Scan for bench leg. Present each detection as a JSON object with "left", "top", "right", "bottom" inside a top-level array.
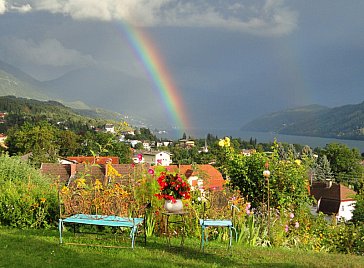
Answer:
[
  {"left": 130, "top": 226, "right": 139, "bottom": 249},
  {"left": 200, "top": 225, "right": 205, "bottom": 251},
  {"left": 229, "top": 227, "right": 232, "bottom": 248},
  {"left": 59, "top": 219, "right": 63, "bottom": 244}
]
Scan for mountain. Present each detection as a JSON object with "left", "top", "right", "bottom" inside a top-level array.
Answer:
[
  {"left": 41, "top": 66, "right": 162, "bottom": 123},
  {"left": 0, "top": 60, "right": 48, "bottom": 100},
  {"left": 241, "top": 102, "right": 364, "bottom": 140},
  {"left": 0, "top": 61, "right": 146, "bottom": 126},
  {"left": 0, "top": 60, "right": 91, "bottom": 109}
]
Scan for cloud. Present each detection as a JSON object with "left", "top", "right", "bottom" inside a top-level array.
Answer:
[
  {"left": 0, "top": 0, "right": 6, "bottom": 14},
  {"left": 3, "top": 0, "right": 297, "bottom": 36},
  {"left": 10, "top": 3, "right": 31, "bottom": 13},
  {"left": 0, "top": 37, "right": 96, "bottom": 67}
]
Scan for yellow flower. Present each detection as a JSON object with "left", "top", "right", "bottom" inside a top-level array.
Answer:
[
  {"left": 94, "top": 179, "right": 103, "bottom": 190},
  {"left": 295, "top": 159, "right": 301, "bottom": 165},
  {"left": 61, "top": 186, "right": 69, "bottom": 194},
  {"left": 40, "top": 197, "right": 46, "bottom": 204},
  {"left": 218, "top": 137, "right": 231, "bottom": 147},
  {"left": 76, "top": 178, "right": 86, "bottom": 188},
  {"left": 224, "top": 137, "right": 230, "bottom": 147},
  {"left": 218, "top": 139, "right": 225, "bottom": 147},
  {"left": 106, "top": 163, "right": 121, "bottom": 177}
]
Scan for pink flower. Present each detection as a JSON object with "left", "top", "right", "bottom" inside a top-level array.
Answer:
[
  {"left": 148, "top": 168, "right": 154, "bottom": 175},
  {"left": 285, "top": 225, "right": 289, "bottom": 233},
  {"left": 289, "top": 212, "right": 294, "bottom": 219},
  {"left": 157, "top": 159, "right": 162, "bottom": 165},
  {"left": 137, "top": 154, "right": 143, "bottom": 161},
  {"left": 295, "top": 221, "right": 299, "bottom": 228}
]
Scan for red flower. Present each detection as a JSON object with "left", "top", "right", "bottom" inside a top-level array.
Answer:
[{"left": 155, "top": 173, "right": 191, "bottom": 201}]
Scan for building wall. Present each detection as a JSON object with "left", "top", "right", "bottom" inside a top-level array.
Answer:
[
  {"left": 337, "top": 200, "right": 356, "bottom": 221},
  {"left": 155, "top": 152, "right": 172, "bottom": 166}
]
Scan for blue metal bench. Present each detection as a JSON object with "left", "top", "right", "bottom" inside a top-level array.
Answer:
[
  {"left": 58, "top": 176, "right": 148, "bottom": 249},
  {"left": 199, "top": 190, "right": 239, "bottom": 251},
  {"left": 59, "top": 214, "right": 144, "bottom": 249}
]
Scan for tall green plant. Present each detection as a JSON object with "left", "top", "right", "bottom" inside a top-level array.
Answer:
[
  {"left": 220, "top": 139, "right": 311, "bottom": 211},
  {"left": 0, "top": 154, "right": 58, "bottom": 228}
]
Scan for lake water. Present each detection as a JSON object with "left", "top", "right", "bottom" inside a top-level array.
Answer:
[{"left": 159, "top": 128, "right": 364, "bottom": 153}]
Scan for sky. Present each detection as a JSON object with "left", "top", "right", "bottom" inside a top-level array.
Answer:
[{"left": 0, "top": 0, "right": 363, "bottom": 136}]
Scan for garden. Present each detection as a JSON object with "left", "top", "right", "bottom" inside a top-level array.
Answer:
[{"left": 1, "top": 139, "right": 364, "bottom": 267}]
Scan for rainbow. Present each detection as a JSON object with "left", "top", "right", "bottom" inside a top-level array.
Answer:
[{"left": 118, "top": 22, "right": 191, "bottom": 137}]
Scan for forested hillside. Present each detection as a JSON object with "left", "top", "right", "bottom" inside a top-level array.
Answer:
[
  {"left": 242, "top": 102, "right": 364, "bottom": 140},
  {"left": 0, "top": 96, "right": 110, "bottom": 133}
]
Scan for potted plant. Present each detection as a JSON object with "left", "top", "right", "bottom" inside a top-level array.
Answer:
[{"left": 155, "top": 172, "right": 191, "bottom": 212}]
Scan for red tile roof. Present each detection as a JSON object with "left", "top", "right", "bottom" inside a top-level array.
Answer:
[
  {"left": 164, "top": 164, "right": 225, "bottom": 190},
  {"left": 66, "top": 156, "right": 119, "bottom": 164},
  {"left": 40, "top": 163, "right": 136, "bottom": 184},
  {"left": 40, "top": 163, "right": 71, "bottom": 182},
  {"left": 41, "top": 163, "right": 225, "bottom": 191},
  {"left": 310, "top": 182, "right": 357, "bottom": 215},
  {"left": 310, "top": 182, "right": 356, "bottom": 202}
]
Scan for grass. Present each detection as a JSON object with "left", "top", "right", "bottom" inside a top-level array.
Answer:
[{"left": 1, "top": 226, "right": 364, "bottom": 268}]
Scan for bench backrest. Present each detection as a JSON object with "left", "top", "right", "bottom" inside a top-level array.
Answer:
[{"left": 59, "top": 178, "right": 134, "bottom": 219}]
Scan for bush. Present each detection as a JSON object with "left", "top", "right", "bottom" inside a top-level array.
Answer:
[{"left": 0, "top": 154, "right": 58, "bottom": 228}]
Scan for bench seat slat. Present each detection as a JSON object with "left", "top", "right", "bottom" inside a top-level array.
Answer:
[
  {"left": 199, "top": 219, "right": 233, "bottom": 227},
  {"left": 62, "top": 214, "right": 144, "bottom": 227}
]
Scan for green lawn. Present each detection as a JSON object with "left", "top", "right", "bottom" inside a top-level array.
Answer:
[{"left": 1, "top": 226, "right": 363, "bottom": 268}]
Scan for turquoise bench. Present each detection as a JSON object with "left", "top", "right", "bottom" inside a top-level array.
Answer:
[
  {"left": 58, "top": 175, "right": 149, "bottom": 249},
  {"left": 59, "top": 214, "right": 144, "bottom": 249}
]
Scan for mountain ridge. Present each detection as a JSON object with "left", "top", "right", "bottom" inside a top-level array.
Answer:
[
  {"left": 242, "top": 102, "right": 364, "bottom": 140},
  {"left": 0, "top": 61, "right": 147, "bottom": 126}
]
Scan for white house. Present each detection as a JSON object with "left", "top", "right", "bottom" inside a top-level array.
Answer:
[
  {"left": 0, "top": 133, "right": 7, "bottom": 143},
  {"left": 310, "top": 181, "right": 357, "bottom": 221},
  {"left": 104, "top": 124, "right": 115, "bottom": 133},
  {"left": 142, "top": 151, "right": 172, "bottom": 166},
  {"left": 142, "top": 141, "right": 151, "bottom": 151}
]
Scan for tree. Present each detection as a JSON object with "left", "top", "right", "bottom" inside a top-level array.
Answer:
[
  {"left": 57, "top": 130, "right": 81, "bottom": 157},
  {"left": 6, "top": 121, "right": 60, "bottom": 165},
  {"left": 321, "top": 143, "right": 364, "bottom": 186},
  {"left": 108, "top": 140, "right": 132, "bottom": 164},
  {"left": 352, "top": 193, "right": 364, "bottom": 224},
  {"left": 220, "top": 140, "right": 311, "bottom": 210},
  {"left": 313, "top": 155, "right": 334, "bottom": 182}
]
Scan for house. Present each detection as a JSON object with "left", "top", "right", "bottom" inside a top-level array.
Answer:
[
  {"left": 128, "top": 140, "right": 141, "bottom": 148},
  {"left": 104, "top": 124, "right": 115, "bottom": 133},
  {"left": 179, "top": 139, "right": 195, "bottom": 148},
  {"left": 0, "top": 112, "right": 7, "bottom": 120},
  {"left": 0, "top": 133, "right": 7, "bottom": 143},
  {"left": 156, "top": 141, "right": 173, "bottom": 147},
  {"left": 0, "top": 113, "right": 5, "bottom": 123},
  {"left": 142, "top": 151, "right": 172, "bottom": 166},
  {"left": 165, "top": 164, "right": 225, "bottom": 191},
  {"left": 0, "top": 133, "right": 7, "bottom": 149},
  {"left": 310, "top": 181, "right": 357, "bottom": 221},
  {"left": 242, "top": 149, "right": 256, "bottom": 156},
  {"left": 142, "top": 141, "right": 151, "bottom": 151}
]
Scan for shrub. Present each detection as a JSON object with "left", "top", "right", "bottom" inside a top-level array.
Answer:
[{"left": 0, "top": 154, "right": 58, "bottom": 228}]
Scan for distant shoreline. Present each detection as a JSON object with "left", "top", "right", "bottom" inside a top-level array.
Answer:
[{"left": 157, "top": 128, "right": 364, "bottom": 153}]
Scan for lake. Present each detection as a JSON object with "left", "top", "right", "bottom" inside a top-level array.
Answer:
[{"left": 159, "top": 128, "right": 364, "bottom": 153}]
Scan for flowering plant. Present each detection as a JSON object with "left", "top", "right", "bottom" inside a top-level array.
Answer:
[{"left": 154, "top": 172, "right": 191, "bottom": 203}]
